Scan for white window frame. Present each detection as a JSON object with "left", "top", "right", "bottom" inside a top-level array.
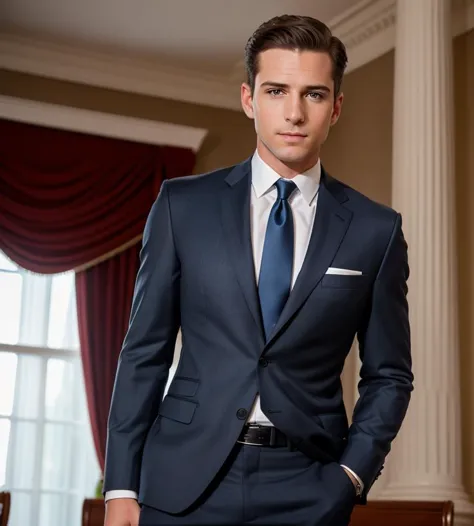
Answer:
[{"left": 0, "top": 257, "right": 100, "bottom": 526}]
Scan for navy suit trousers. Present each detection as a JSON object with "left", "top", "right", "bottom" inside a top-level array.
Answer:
[{"left": 139, "top": 443, "right": 356, "bottom": 526}]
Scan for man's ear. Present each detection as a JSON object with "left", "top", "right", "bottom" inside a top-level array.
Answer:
[
  {"left": 330, "top": 92, "right": 344, "bottom": 126},
  {"left": 241, "top": 83, "right": 255, "bottom": 119}
]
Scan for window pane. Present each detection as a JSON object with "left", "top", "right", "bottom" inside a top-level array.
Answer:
[
  {"left": 0, "top": 352, "right": 18, "bottom": 416},
  {"left": 0, "top": 272, "right": 22, "bottom": 344},
  {"left": 39, "top": 493, "right": 67, "bottom": 526},
  {"left": 17, "top": 272, "right": 50, "bottom": 347},
  {"left": 47, "top": 273, "right": 79, "bottom": 350},
  {"left": 8, "top": 491, "right": 32, "bottom": 526},
  {"left": 0, "top": 418, "right": 11, "bottom": 486},
  {"left": 68, "top": 493, "right": 83, "bottom": 526},
  {"left": 41, "top": 423, "right": 72, "bottom": 490},
  {"left": 15, "top": 354, "right": 42, "bottom": 419},
  {"left": 0, "top": 252, "right": 18, "bottom": 271},
  {"left": 10, "top": 421, "right": 37, "bottom": 490},
  {"left": 68, "top": 422, "right": 96, "bottom": 491},
  {"left": 72, "top": 359, "right": 90, "bottom": 423},
  {"left": 45, "top": 359, "right": 75, "bottom": 421}
]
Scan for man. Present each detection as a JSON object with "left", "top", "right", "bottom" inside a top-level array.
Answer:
[{"left": 104, "top": 14, "right": 413, "bottom": 526}]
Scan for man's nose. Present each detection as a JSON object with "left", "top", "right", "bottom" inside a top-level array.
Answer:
[{"left": 285, "top": 95, "right": 305, "bottom": 125}]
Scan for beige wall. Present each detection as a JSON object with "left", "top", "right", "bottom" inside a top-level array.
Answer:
[
  {"left": 0, "top": 29, "right": 473, "bottom": 498},
  {"left": 323, "top": 51, "right": 395, "bottom": 207}
]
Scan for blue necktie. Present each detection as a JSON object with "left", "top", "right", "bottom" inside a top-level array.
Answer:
[{"left": 258, "top": 179, "right": 297, "bottom": 339}]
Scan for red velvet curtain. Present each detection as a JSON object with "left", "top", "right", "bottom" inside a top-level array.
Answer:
[
  {"left": 0, "top": 118, "right": 196, "bottom": 471},
  {"left": 0, "top": 119, "right": 194, "bottom": 274},
  {"left": 75, "top": 244, "right": 141, "bottom": 471}
]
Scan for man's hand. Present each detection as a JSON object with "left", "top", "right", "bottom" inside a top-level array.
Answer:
[{"left": 104, "top": 498, "right": 141, "bottom": 526}]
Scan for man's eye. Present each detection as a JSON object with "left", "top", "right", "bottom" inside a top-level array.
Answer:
[
  {"left": 308, "top": 92, "right": 323, "bottom": 100},
  {"left": 268, "top": 89, "right": 283, "bottom": 96}
]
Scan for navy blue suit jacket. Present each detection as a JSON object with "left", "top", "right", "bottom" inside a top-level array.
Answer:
[{"left": 103, "top": 158, "right": 413, "bottom": 513}]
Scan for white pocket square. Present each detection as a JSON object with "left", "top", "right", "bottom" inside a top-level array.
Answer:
[{"left": 326, "top": 267, "right": 363, "bottom": 276}]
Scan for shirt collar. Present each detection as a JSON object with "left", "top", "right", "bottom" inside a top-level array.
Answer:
[{"left": 251, "top": 150, "right": 321, "bottom": 205}]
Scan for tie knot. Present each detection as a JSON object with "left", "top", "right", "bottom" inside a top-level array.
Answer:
[{"left": 275, "top": 179, "right": 297, "bottom": 201}]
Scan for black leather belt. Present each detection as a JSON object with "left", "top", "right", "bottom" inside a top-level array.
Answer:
[{"left": 237, "top": 424, "right": 290, "bottom": 447}]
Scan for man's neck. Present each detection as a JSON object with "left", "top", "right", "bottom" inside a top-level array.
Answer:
[{"left": 256, "top": 143, "right": 320, "bottom": 179}]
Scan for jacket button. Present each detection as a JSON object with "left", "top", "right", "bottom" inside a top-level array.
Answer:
[
  {"left": 259, "top": 358, "right": 268, "bottom": 367},
  {"left": 236, "top": 408, "right": 248, "bottom": 419}
]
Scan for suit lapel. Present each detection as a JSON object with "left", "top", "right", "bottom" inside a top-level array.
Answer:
[
  {"left": 265, "top": 169, "right": 353, "bottom": 347},
  {"left": 220, "top": 159, "right": 265, "bottom": 344}
]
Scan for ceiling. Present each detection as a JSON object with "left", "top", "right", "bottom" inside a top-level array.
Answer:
[
  {"left": 0, "top": 0, "right": 354, "bottom": 76},
  {"left": 2, "top": 0, "right": 471, "bottom": 110}
]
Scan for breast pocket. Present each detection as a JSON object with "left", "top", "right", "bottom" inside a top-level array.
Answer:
[{"left": 321, "top": 274, "right": 368, "bottom": 289}]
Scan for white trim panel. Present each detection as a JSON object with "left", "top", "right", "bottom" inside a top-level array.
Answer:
[{"left": 0, "top": 95, "right": 208, "bottom": 152}]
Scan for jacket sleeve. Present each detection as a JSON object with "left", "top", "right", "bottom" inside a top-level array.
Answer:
[
  {"left": 339, "top": 213, "right": 414, "bottom": 496},
  {"left": 103, "top": 180, "right": 180, "bottom": 494}
]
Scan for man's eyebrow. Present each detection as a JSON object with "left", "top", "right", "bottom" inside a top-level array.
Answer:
[{"left": 260, "top": 81, "right": 331, "bottom": 92}]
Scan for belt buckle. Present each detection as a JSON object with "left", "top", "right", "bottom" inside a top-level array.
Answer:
[{"left": 237, "top": 424, "right": 265, "bottom": 446}]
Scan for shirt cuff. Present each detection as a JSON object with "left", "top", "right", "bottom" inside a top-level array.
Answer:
[
  {"left": 340, "top": 464, "right": 365, "bottom": 492},
  {"left": 104, "top": 490, "right": 138, "bottom": 502}
]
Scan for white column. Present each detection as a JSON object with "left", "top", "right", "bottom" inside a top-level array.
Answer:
[{"left": 380, "top": 0, "right": 474, "bottom": 523}]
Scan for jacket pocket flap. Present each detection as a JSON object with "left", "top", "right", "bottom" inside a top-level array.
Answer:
[
  {"left": 167, "top": 376, "right": 199, "bottom": 397},
  {"left": 158, "top": 395, "right": 197, "bottom": 424}
]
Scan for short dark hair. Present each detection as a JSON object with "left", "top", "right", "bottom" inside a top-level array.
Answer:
[{"left": 244, "top": 15, "right": 348, "bottom": 96}]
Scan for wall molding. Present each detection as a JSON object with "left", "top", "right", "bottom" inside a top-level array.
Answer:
[
  {"left": 331, "top": 0, "right": 474, "bottom": 73},
  {"left": 0, "top": 0, "right": 473, "bottom": 110},
  {"left": 0, "top": 95, "right": 208, "bottom": 151},
  {"left": 330, "top": 0, "right": 397, "bottom": 73}
]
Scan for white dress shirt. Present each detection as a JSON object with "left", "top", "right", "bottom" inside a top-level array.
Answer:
[
  {"left": 105, "top": 151, "right": 362, "bottom": 502},
  {"left": 247, "top": 150, "right": 321, "bottom": 424}
]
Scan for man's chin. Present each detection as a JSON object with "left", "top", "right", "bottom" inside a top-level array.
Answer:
[
  {"left": 275, "top": 150, "right": 314, "bottom": 167},
  {"left": 258, "top": 141, "right": 319, "bottom": 169}
]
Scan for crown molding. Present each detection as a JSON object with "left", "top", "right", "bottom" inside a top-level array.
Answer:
[
  {"left": 0, "top": 0, "right": 473, "bottom": 110},
  {"left": 0, "top": 95, "right": 208, "bottom": 151},
  {"left": 329, "top": 0, "right": 396, "bottom": 73},
  {"left": 330, "top": 0, "right": 474, "bottom": 73}
]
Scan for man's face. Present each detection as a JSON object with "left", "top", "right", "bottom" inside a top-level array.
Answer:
[{"left": 241, "top": 48, "right": 343, "bottom": 175}]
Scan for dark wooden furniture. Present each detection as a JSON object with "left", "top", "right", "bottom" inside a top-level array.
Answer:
[
  {"left": 82, "top": 497, "right": 455, "bottom": 526},
  {"left": 351, "top": 500, "right": 454, "bottom": 526},
  {"left": 0, "top": 492, "right": 11, "bottom": 526},
  {"left": 82, "top": 498, "right": 105, "bottom": 526}
]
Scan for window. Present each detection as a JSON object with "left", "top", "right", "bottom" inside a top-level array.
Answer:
[{"left": 0, "top": 252, "right": 100, "bottom": 526}]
